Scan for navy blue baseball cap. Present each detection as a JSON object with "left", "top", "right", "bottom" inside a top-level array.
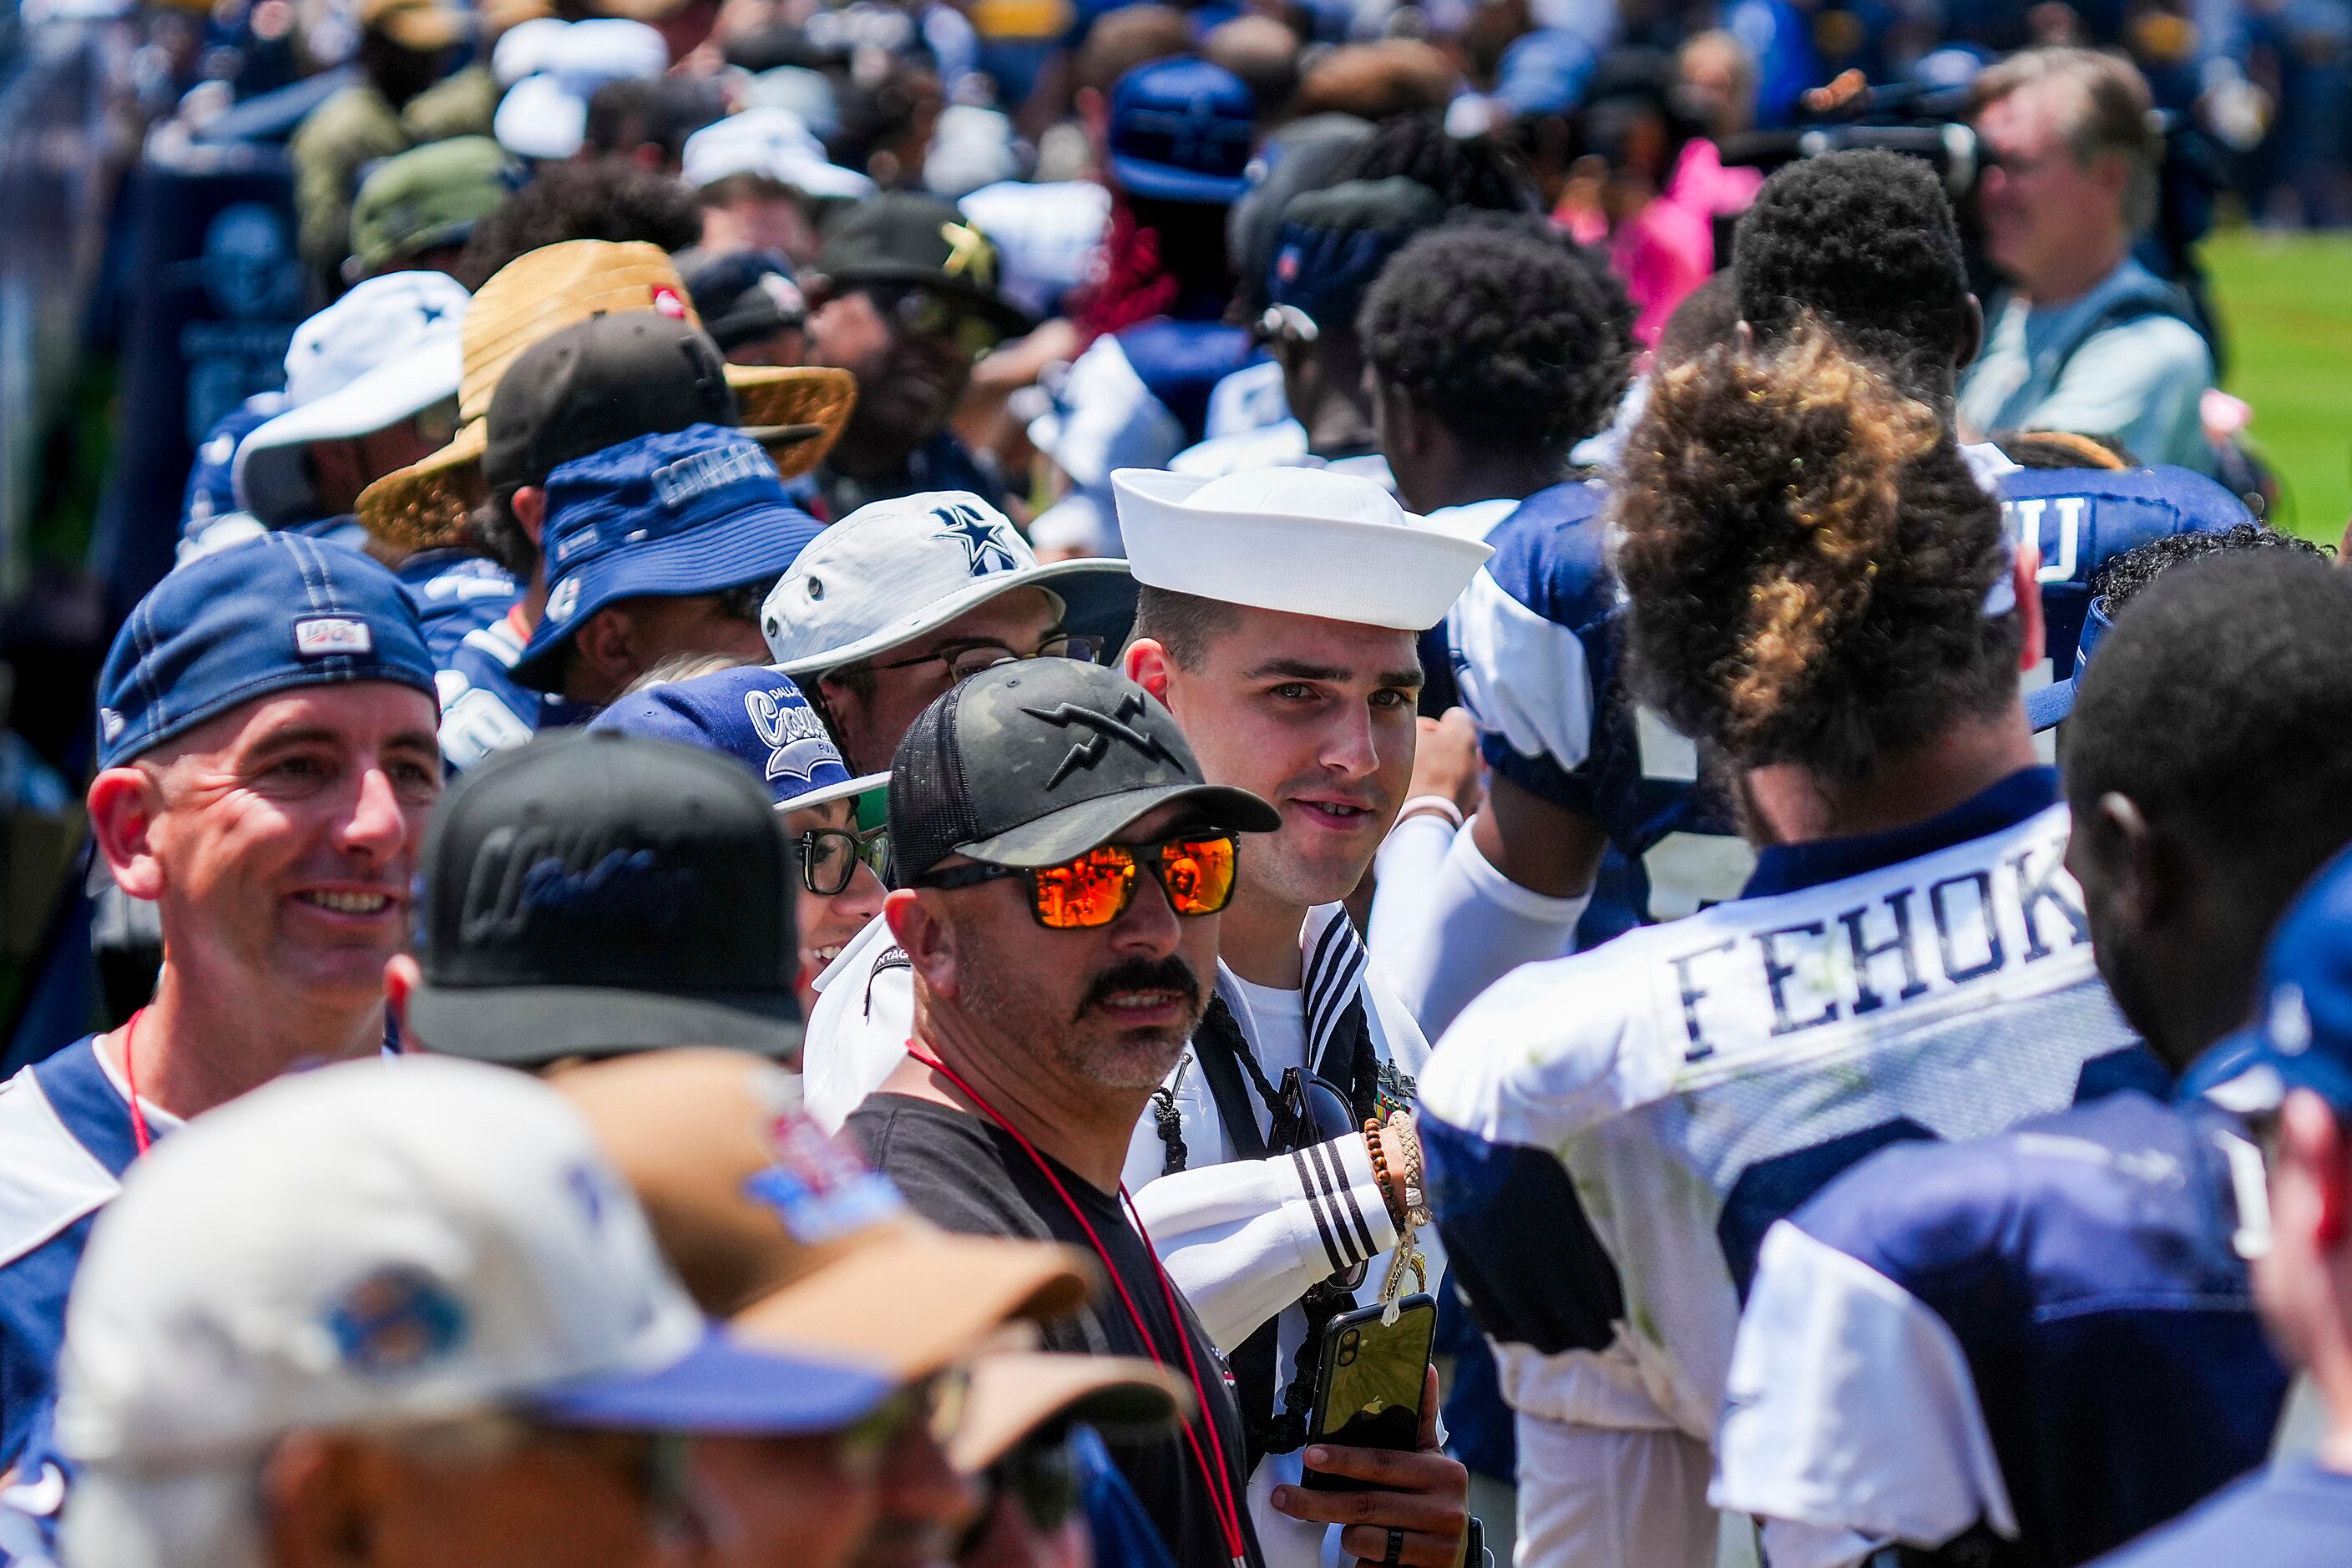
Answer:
[
  {"left": 2024, "top": 596, "right": 2113, "bottom": 731},
  {"left": 1106, "top": 58, "right": 1257, "bottom": 205},
  {"left": 513, "top": 424, "right": 825, "bottom": 691},
  {"left": 589, "top": 665, "right": 888, "bottom": 812},
  {"left": 2183, "top": 843, "right": 2352, "bottom": 1116},
  {"left": 96, "top": 534, "right": 438, "bottom": 771},
  {"left": 1265, "top": 178, "right": 1446, "bottom": 332}
]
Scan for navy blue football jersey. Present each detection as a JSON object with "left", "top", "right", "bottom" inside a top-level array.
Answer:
[
  {"left": 1720, "top": 1090, "right": 2288, "bottom": 1568},
  {"left": 395, "top": 551, "right": 593, "bottom": 773}
]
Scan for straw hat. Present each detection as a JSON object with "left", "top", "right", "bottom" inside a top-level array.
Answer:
[{"left": 357, "top": 240, "right": 857, "bottom": 550}]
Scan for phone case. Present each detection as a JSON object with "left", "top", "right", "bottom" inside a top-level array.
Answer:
[{"left": 1300, "top": 1293, "right": 1437, "bottom": 1492}]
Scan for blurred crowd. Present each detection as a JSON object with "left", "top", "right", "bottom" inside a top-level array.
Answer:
[{"left": 0, "top": 0, "right": 2349, "bottom": 1567}]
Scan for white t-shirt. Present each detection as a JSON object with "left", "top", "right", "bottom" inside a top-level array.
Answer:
[{"left": 1226, "top": 975, "right": 1307, "bottom": 1084}]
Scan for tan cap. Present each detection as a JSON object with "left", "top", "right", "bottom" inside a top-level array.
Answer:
[
  {"left": 357, "top": 240, "right": 857, "bottom": 549},
  {"left": 362, "top": 0, "right": 471, "bottom": 50},
  {"left": 552, "top": 1050, "right": 1095, "bottom": 1381},
  {"left": 950, "top": 1352, "right": 1191, "bottom": 1474}
]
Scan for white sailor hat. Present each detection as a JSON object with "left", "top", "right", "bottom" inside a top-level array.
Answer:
[{"left": 1110, "top": 467, "right": 1491, "bottom": 632}]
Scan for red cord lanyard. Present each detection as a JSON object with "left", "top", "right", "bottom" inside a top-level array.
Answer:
[
  {"left": 118, "top": 1007, "right": 154, "bottom": 1156},
  {"left": 908, "top": 1047, "right": 1251, "bottom": 1568}
]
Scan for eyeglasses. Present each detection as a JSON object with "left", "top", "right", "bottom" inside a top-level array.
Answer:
[
  {"left": 718, "top": 578, "right": 777, "bottom": 624},
  {"left": 873, "top": 632, "right": 1100, "bottom": 685},
  {"left": 969, "top": 1434, "right": 1083, "bottom": 1546},
  {"left": 864, "top": 283, "right": 1005, "bottom": 362},
  {"left": 797, "top": 822, "right": 889, "bottom": 896},
  {"left": 916, "top": 833, "right": 1241, "bottom": 929}
]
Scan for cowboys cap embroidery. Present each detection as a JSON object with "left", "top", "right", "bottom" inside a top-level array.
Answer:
[
  {"left": 1022, "top": 690, "right": 1181, "bottom": 788},
  {"left": 933, "top": 503, "right": 1020, "bottom": 574}
]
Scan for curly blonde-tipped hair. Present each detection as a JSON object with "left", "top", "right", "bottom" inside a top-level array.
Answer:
[{"left": 1612, "top": 320, "right": 2020, "bottom": 781}]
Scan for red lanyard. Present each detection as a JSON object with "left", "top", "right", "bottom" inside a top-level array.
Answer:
[
  {"left": 118, "top": 1007, "right": 154, "bottom": 1156},
  {"left": 908, "top": 1046, "right": 1250, "bottom": 1568}
]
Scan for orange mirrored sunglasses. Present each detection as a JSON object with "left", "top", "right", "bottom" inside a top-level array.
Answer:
[{"left": 915, "top": 834, "right": 1240, "bottom": 929}]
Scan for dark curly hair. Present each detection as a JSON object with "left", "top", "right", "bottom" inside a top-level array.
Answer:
[
  {"left": 1329, "top": 113, "right": 1542, "bottom": 215},
  {"left": 454, "top": 163, "right": 705, "bottom": 291},
  {"left": 1614, "top": 321, "right": 2021, "bottom": 780},
  {"left": 1359, "top": 219, "right": 1636, "bottom": 463},
  {"left": 2088, "top": 522, "right": 2325, "bottom": 612},
  {"left": 1732, "top": 149, "right": 1973, "bottom": 383}
]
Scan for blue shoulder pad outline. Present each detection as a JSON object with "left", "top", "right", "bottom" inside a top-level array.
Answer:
[{"left": 1998, "top": 465, "right": 2253, "bottom": 678}]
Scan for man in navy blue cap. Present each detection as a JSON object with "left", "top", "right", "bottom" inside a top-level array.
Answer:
[
  {"left": 0, "top": 534, "right": 442, "bottom": 1471},
  {"left": 507, "top": 422, "right": 822, "bottom": 710}
]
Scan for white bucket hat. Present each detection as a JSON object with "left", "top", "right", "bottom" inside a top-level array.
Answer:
[
  {"left": 1110, "top": 466, "right": 1491, "bottom": 632},
  {"left": 682, "top": 107, "right": 876, "bottom": 200},
  {"left": 232, "top": 271, "right": 470, "bottom": 527},
  {"left": 761, "top": 490, "right": 1136, "bottom": 677}
]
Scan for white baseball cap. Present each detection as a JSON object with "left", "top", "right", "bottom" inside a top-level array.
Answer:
[
  {"left": 681, "top": 108, "right": 876, "bottom": 201},
  {"left": 761, "top": 490, "right": 1136, "bottom": 677},
  {"left": 233, "top": 271, "right": 469, "bottom": 526},
  {"left": 1110, "top": 467, "right": 1493, "bottom": 632},
  {"left": 53, "top": 1056, "right": 894, "bottom": 1471},
  {"left": 493, "top": 19, "right": 669, "bottom": 160}
]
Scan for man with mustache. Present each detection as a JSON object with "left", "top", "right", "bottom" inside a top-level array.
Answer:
[
  {"left": 846, "top": 659, "right": 1283, "bottom": 1568},
  {"left": 0, "top": 535, "right": 443, "bottom": 1470}
]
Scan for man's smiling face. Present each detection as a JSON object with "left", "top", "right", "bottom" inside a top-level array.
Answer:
[{"left": 1152, "top": 604, "right": 1420, "bottom": 912}]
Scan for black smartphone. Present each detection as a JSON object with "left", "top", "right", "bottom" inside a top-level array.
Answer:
[{"left": 1301, "top": 1293, "right": 1437, "bottom": 1492}]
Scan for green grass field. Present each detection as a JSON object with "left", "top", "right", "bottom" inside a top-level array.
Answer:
[{"left": 2203, "top": 229, "right": 2352, "bottom": 545}]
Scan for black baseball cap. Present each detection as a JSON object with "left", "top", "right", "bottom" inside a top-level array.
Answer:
[
  {"left": 481, "top": 311, "right": 823, "bottom": 494},
  {"left": 685, "top": 250, "right": 808, "bottom": 353},
  {"left": 410, "top": 730, "right": 803, "bottom": 1065},
  {"left": 815, "top": 194, "right": 1038, "bottom": 339},
  {"left": 889, "top": 660, "right": 1279, "bottom": 883}
]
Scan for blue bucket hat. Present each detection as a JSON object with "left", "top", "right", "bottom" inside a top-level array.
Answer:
[
  {"left": 589, "top": 665, "right": 888, "bottom": 812},
  {"left": 96, "top": 534, "right": 438, "bottom": 771},
  {"left": 2183, "top": 842, "right": 2352, "bottom": 1116},
  {"left": 513, "top": 423, "right": 825, "bottom": 691},
  {"left": 1106, "top": 58, "right": 1257, "bottom": 205}
]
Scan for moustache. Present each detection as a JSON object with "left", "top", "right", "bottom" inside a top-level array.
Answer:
[{"left": 1075, "top": 955, "right": 1204, "bottom": 1022}]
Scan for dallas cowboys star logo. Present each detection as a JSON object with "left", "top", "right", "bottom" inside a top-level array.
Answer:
[{"left": 933, "top": 504, "right": 1019, "bottom": 575}]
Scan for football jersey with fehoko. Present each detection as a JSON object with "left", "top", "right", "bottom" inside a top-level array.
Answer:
[{"left": 1418, "top": 771, "right": 2164, "bottom": 1449}]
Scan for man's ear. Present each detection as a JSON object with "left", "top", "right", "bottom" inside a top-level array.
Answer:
[
  {"left": 569, "top": 607, "right": 639, "bottom": 695},
  {"left": 1124, "top": 639, "right": 1173, "bottom": 705},
  {"left": 513, "top": 485, "right": 546, "bottom": 548},
  {"left": 2280, "top": 1089, "right": 2350, "bottom": 1250},
  {"left": 1958, "top": 293, "right": 1984, "bottom": 372},
  {"left": 86, "top": 767, "right": 168, "bottom": 903},
  {"left": 2088, "top": 790, "right": 2162, "bottom": 930},
  {"left": 884, "top": 888, "right": 959, "bottom": 999},
  {"left": 2014, "top": 539, "right": 2046, "bottom": 674}
]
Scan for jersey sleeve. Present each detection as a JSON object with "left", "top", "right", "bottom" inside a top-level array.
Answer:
[
  {"left": 1450, "top": 567, "right": 1601, "bottom": 813},
  {"left": 1712, "top": 1220, "right": 2016, "bottom": 1565},
  {"left": 802, "top": 918, "right": 916, "bottom": 1135},
  {"left": 1127, "top": 1133, "right": 1398, "bottom": 1350}
]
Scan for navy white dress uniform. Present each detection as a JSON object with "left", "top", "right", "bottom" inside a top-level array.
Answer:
[
  {"left": 1374, "top": 455, "right": 2259, "bottom": 1040},
  {"left": 0, "top": 534, "right": 439, "bottom": 1471},
  {"left": 1418, "top": 763, "right": 2169, "bottom": 1568}
]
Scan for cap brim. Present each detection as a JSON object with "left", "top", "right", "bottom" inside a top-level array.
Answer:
[
  {"left": 774, "top": 770, "right": 890, "bottom": 815},
  {"left": 959, "top": 781, "right": 1282, "bottom": 869},
  {"left": 235, "top": 337, "right": 463, "bottom": 526},
  {"left": 533, "top": 1327, "right": 893, "bottom": 1434},
  {"left": 2025, "top": 678, "right": 2076, "bottom": 733},
  {"left": 407, "top": 979, "right": 805, "bottom": 1066},
  {"left": 358, "top": 417, "right": 488, "bottom": 549},
  {"left": 1111, "top": 467, "right": 1492, "bottom": 633},
  {"left": 771, "top": 558, "right": 1137, "bottom": 678},
  {"left": 815, "top": 260, "right": 1039, "bottom": 339},
  {"left": 512, "top": 499, "right": 824, "bottom": 687},
  {"left": 727, "top": 365, "right": 858, "bottom": 480},
  {"left": 949, "top": 1353, "right": 1190, "bottom": 1473},
  {"left": 731, "top": 1227, "right": 1095, "bottom": 1380},
  {"left": 1106, "top": 153, "right": 1249, "bottom": 207},
  {"left": 2182, "top": 1024, "right": 2352, "bottom": 1115}
]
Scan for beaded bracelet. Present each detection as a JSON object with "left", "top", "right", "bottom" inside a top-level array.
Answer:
[{"left": 1363, "top": 1118, "right": 1410, "bottom": 1229}]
